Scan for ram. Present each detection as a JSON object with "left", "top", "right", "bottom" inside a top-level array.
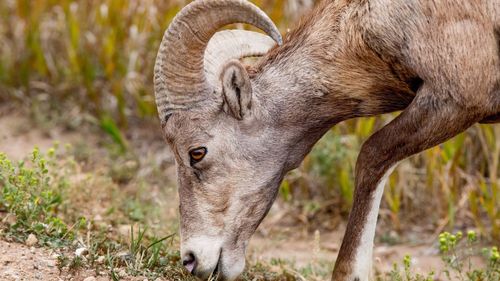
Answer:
[{"left": 153, "top": 0, "right": 500, "bottom": 280}]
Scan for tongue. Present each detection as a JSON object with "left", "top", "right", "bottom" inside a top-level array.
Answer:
[{"left": 185, "top": 262, "right": 195, "bottom": 273}]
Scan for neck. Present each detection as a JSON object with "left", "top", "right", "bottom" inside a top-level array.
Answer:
[{"left": 249, "top": 0, "right": 419, "bottom": 170}]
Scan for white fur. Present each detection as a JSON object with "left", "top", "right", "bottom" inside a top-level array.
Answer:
[
  {"left": 352, "top": 164, "right": 397, "bottom": 281},
  {"left": 181, "top": 236, "right": 224, "bottom": 278},
  {"left": 222, "top": 255, "right": 246, "bottom": 281}
]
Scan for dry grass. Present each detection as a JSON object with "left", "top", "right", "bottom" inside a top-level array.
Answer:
[
  {"left": 0, "top": 142, "right": 497, "bottom": 280},
  {"left": 0, "top": 0, "right": 499, "bottom": 279},
  {"left": 284, "top": 119, "right": 500, "bottom": 241}
]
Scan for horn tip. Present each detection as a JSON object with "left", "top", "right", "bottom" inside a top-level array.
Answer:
[{"left": 273, "top": 32, "right": 283, "bottom": 46}]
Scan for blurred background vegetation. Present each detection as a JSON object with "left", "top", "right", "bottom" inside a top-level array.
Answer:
[{"left": 0, "top": 0, "right": 498, "bottom": 246}]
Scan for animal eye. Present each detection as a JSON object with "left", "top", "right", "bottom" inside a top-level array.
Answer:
[{"left": 189, "top": 147, "right": 207, "bottom": 164}]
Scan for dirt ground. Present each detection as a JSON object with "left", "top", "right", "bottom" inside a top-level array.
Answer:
[
  {"left": 0, "top": 238, "right": 164, "bottom": 281},
  {"left": 0, "top": 239, "right": 62, "bottom": 281},
  {"left": 250, "top": 214, "right": 447, "bottom": 276},
  {"left": 0, "top": 109, "right": 459, "bottom": 280}
]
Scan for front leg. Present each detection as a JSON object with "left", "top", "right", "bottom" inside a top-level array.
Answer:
[{"left": 331, "top": 86, "right": 483, "bottom": 281}]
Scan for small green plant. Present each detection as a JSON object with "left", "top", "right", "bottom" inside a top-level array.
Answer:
[
  {"left": 378, "top": 231, "right": 499, "bottom": 281},
  {"left": 0, "top": 145, "right": 317, "bottom": 280},
  {"left": 114, "top": 225, "right": 179, "bottom": 279},
  {"left": 0, "top": 146, "right": 82, "bottom": 246},
  {"left": 380, "top": 255, "right": 434, "bottom": 281},
  {"left": 439, "top": 230, "right": 500, "bottom": 281}
]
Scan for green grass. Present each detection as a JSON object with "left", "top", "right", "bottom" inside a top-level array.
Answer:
[
  {"left": 0, "top": 145, "right": 186, "bottom": 279},
  {"left": 0, "top": 0, "right": 499, "bottom": 278},
  {"left": 1, "top": 0, "right": 498, "bottom": 240},
  {"left": 377, "top": 231, "right": 499, "bottom": 281},
  {"left": 0, "top": 146, "right": 83, "bottom": 247},
  {"left": 0, "top": 143, "right": 498, "bottom": 280},
  {"left": 0, "top": 145, "right": 317, "bottom": 280},
  {"left": 0, "top": 0, "right": 288, "bottom": 127},
  {"left": 283, "top": 122, "right": 500, "bottom": 240}
]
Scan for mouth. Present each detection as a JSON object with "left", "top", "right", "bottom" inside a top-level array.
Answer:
[{"left": 208, "top": 249, "right": 222, "bottom": 280}]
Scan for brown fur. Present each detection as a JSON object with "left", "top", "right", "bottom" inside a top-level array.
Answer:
[
  {"left": 159, "top": 0, "right": 499, "bottom": 280},
  {"left": 251, "top": 1, "right": 499, "bottom": 280}
]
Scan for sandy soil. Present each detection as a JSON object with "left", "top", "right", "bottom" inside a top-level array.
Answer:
[
  {"left": 0, "top": 108, "right": 468, "bottom": 280},
  {"left": 0, "top": 112, "right": 82, "bottom": 162},
  {"left": 0, "top": 239, "right": 125, "bottom": 281},
  {"left": 0, "top": 239, "right": 62, "bottom": 281},
  {"left": 0, "top": 236, "right": 447, "bottom": 281},
  {"left": 249, "top": 218, "right": 448, "bottom": 276}
]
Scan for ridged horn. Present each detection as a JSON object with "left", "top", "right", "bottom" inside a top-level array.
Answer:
[
  {"left": 204, "top": 30, "right": 277, "bottom": 88},
  {"left": 154, "top": 0, "right": 282, "bottom": 118}
]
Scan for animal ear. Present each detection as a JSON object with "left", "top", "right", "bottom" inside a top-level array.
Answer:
[{"left": 220, "top": 60, "right": 252, "bottom": 120}]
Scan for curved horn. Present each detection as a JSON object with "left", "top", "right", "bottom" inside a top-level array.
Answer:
[
  {"left": 154, "top": 0, "right": 282, "bottom": 118},
  {"left": 204, "top": 30, "right": 276, "bottom": 87}
]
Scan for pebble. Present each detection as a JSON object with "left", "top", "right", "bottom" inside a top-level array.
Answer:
[
  {"left": 116, "top": 251, "right": 132, "bottom": 263},
  {"left": 118, "top": 269, "right": 127, "bottom": 277},
  {"left": 116, "top": 251, "right": 130, "bottom": 258},
  {"left": 26, "top": 234, "right": 38, "bottom": 247},
  {"left": 3, "top": 268, "right": 20, "bottom": 279},
  {"left": 83, "top": 277, "right": 96, "bottom": 281},
  {"left": 46, "top": 259, "right": 56, "bottom": 267},
  {"left": 75, "top": 247, "right": 88, "bottom": 257},
  {"left": 2, "top": 214, "right": 17, "bottom": 226},
  {"left": 96, "top": 256, "right": 105, "bottom": 264},
  {"left": 118, "top": 224, "right": 132, "bottom": 237}
]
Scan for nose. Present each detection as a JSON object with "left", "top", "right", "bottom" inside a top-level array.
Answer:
[{"left": 182, "top": 252, "right": 197, "bottom": 274}]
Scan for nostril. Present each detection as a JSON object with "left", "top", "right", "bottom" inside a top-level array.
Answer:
[{"left": 182, "top": 252, "right": 197, "bottom": 273}]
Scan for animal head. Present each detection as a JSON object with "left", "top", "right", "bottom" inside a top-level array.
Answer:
[{"left": 153, "top": 0, "right": 318, "bottom": 279}]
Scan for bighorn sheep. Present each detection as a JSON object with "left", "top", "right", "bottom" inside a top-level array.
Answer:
[{"left": 153, "top": 0, "right": 500, "bottom": 280}]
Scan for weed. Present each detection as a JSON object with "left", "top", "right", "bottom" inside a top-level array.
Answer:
[
  {"left": 0, "top": 0, "right": 290, "bottom": 128},
  {"left": 439, "top": 231, "right": 500, "bottom": 281},
  {"left": 378, "top": 230, "right": 499, "bottom": 281},
  {"left": 1, "top": 0, "right": 498, "bottom": 243},
  {"left": 381, "top": 255, "right": 434, "bottom": 281},
  {"left": 282, "top": 121, "right": 499, "bottom": 241},
  {"left": 1, "top": 0, "right": 498, "bottom": 271},
  {"left": 0, "top": 146, "right": 81, "bottom": 246}
]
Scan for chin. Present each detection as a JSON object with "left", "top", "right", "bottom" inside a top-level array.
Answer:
[{"left": 218, "top": 250, "right": 246, "bottom": 281}]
